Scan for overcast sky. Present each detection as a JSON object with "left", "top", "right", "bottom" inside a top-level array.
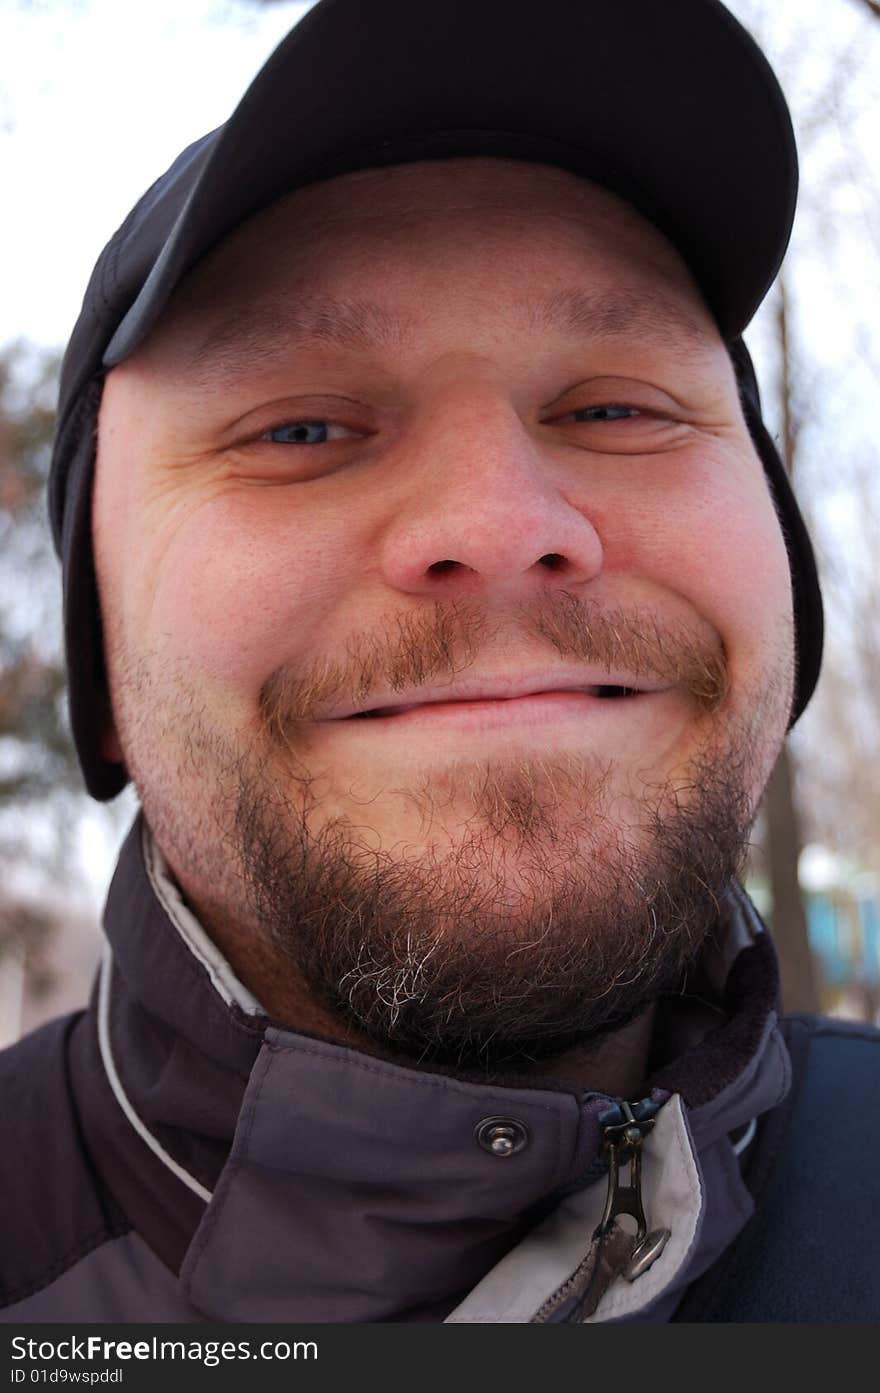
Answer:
[{"left": 1, "top": 0, "right": 315, "bottom": 347}]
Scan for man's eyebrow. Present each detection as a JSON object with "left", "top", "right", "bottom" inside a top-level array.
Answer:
[
  {"left": 528, "top": 287, "right": 713, "bottom": 355},
  {"left": 185, "top": 297, "right": 415, "bottom": 390},
  {"left": 182, "top": 286, "right": 713, "bottom": 390}
]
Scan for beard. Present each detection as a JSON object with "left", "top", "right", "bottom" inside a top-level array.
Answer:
[
  {"left": 114, "top": 594, "right": 790, "bottom": 1074},
  {"left": 231, "top": 728, "right": 754, "bottom": 1072}
]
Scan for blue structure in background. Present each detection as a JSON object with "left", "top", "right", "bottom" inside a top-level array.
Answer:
[
  {"left": 805, "top": 891, "right": 880, "bottom": 989},
  {"left": 861, "top": 898, "right": 880, "bottom": 983}
]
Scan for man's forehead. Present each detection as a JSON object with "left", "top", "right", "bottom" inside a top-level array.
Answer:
[
  {"left": 216, "top": 156, "right": 667, "bottom": 236},
  {"left": 166, "top": 161, "right": 695, "bottom": 305}
]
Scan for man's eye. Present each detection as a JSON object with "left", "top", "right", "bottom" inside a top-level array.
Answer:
[
  {"left": 261, "top": 420, "right": 353, "bottom": 445},
  {"left": 569, "top": 405, "right": 641, "bottom": 423}
]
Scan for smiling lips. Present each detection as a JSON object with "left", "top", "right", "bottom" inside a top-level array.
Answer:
[
  {"left": 348, "top": 688, "right": 668, "bottom": 735},
  {"left": 316, "top": 668, "right": 676, "bottom": 730},
  {"left": 355, "top": 685, "right": 643, "bottom": 718}
]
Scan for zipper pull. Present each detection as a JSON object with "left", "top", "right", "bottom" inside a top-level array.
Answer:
[
  {"left": 529, "top": 1098, "right": 672, "bottom": 1323},
  {"left": 596, "top": 1100, "right": 671, "bottom": 1281}
]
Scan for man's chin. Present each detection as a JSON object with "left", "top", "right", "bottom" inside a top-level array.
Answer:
[
  {"left": 301, "top": 748, "right": 623, "bottom": 855},
  {"left": 234, "top": 736, "right": 752, "bottom": 1073}
]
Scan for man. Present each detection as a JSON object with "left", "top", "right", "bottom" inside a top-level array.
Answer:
[{"left": 1, "top": 0, "right": 876, "bottom": 1324}]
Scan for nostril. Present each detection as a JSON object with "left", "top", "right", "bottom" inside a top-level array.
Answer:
[
  {"left": 428, "top": 559, "right": 461, "bottom": 575},
  {"left": 540, "top": 553, "right": 567, "bottom": 571}
]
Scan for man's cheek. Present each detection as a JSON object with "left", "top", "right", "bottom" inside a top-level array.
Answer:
[
  {"left": 666, "top": 491, "right": 794, "bottom": 746},
  {"left": 144, "top": 497, "right": 331, "bottom": 693},
  {"left": 652, "top": 480, "right": 792, "bottom": 648}
]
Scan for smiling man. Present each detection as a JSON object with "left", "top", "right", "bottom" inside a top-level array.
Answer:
[{"left": 2, "top": 0, "right": 877, "bottom": 1327}]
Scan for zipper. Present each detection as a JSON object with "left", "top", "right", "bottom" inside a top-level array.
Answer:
[{"left": 530, "top": 1098, "right": 671, "bottom": 1323}]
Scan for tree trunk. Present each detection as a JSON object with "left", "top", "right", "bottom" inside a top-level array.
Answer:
[
  {"left": 758, "top": 277, "right": 821, "bottom": 1013},
  {"left": 763, "top": 745, "right": 821, "bottom": 1012}
]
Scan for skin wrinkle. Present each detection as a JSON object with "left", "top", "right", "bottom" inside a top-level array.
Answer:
[{"left": 93, "top": 158, "right": 796, "bottom": 1085}]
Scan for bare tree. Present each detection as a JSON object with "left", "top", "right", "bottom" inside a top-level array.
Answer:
[
  {"left": 0, "top": 343, "right": 83, "bottom": 1011},
  {"left": 0, "top": 345, "right": 76, "bottom": 815},
  {"left": 758, "top": 277, "right": 821, "bottom": 1012}
]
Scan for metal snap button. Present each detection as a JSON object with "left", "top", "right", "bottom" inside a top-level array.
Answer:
[{"left": 475, "top": 1116, "right": 530, "bottom": 1157}]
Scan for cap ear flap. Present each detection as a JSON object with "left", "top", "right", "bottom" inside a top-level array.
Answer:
[
  {"left": 58, "top": 376, "right": 129, "bottom": 800},
  {"left": 728, "top": 335, "right": 764, "bottom": 417},
  {"left": 728, "top": 337, "right": 824, "bottom": 726}
]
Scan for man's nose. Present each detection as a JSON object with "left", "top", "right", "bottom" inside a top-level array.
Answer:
[{"left": 377, "top": 391, "right": 605, "bottom": 597}]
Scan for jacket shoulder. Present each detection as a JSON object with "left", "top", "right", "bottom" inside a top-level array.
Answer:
[
  {"left": 675, "top": 1010, "right": 880, "bottom": 1322},
  {"left": 0, "top": 1012, "right": 129, "bottom": 1309},
  {"left": 786, "top": 1010, "right": 880, "bottom": 1041}
]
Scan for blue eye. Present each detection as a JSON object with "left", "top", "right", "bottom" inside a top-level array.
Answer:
[
  {"left": 572, "top": 405, "right": 640, "bottom": 422},
  {"left": 264, "top": 420, "right": 330, "bottom": 444}
]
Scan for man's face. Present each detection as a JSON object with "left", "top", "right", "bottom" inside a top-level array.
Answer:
[{"left": 94, "top": 159, "right": 794, "bottom": 1069}]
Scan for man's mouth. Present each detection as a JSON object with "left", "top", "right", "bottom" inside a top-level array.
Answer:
[
  {"left": 311, "top": 666, "right": 678, "bottom": 729},
  {"left": 352, "top": 685, "right": 644, "bottom": 718}
]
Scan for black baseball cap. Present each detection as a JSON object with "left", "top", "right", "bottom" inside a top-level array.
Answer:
[{"left": 48, "top": 0, "right": 823, "bottom": 800}]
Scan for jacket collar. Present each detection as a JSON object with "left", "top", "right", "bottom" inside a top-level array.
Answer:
[{"left": 95, "top": 815, "right": 789, "bottom": 1321}]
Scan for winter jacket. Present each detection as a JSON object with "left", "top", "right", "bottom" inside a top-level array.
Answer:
[{"left": 0, "top": 815, "right": 874, "bottom": 1322}]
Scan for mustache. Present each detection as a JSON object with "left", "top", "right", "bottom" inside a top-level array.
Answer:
[{"left": 259, "top": 593, "right": 729, "bottom": 737}]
